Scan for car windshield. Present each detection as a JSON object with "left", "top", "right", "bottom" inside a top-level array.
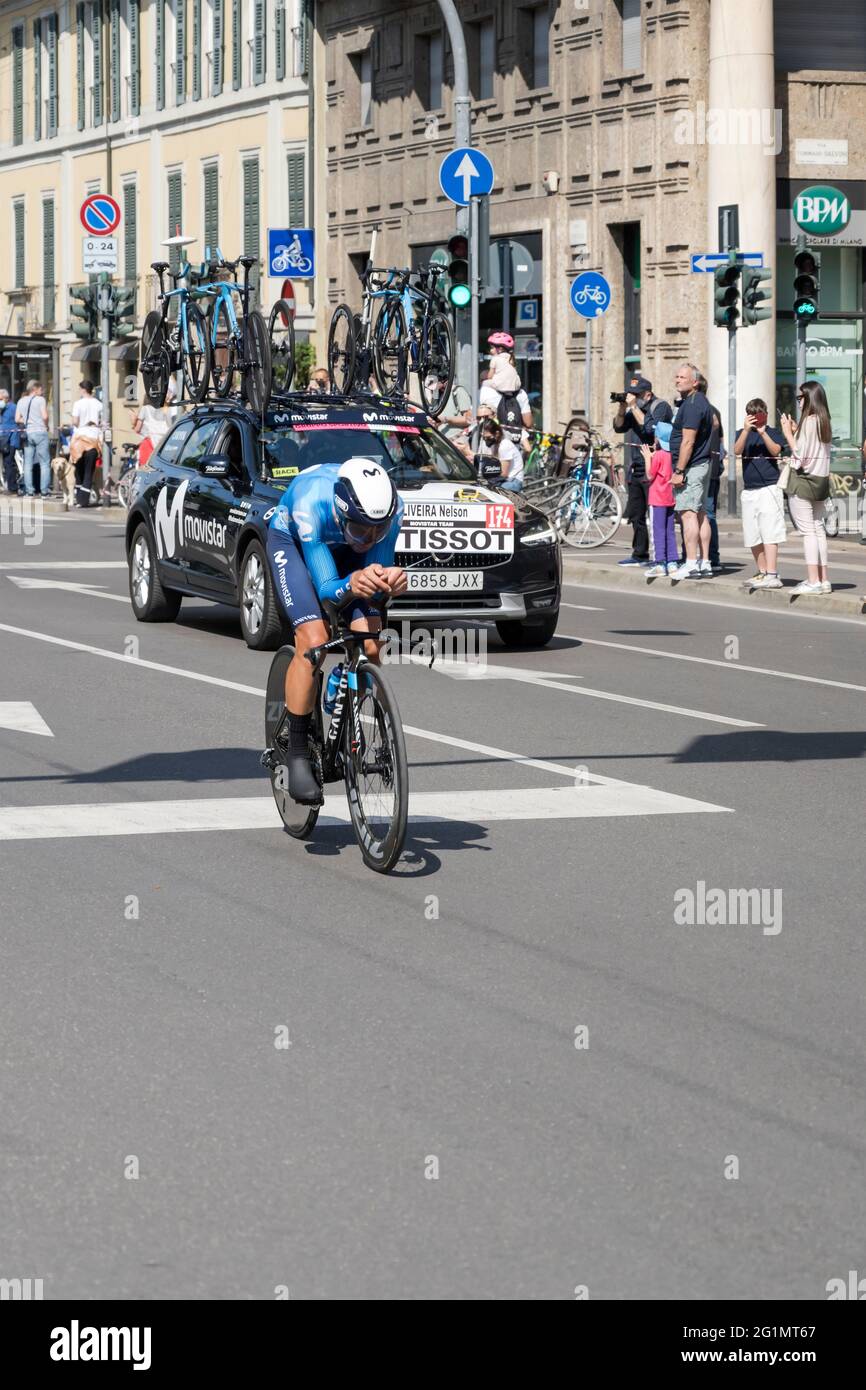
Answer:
[{"left": 259, "top": 423, "right": 476, "bottom": 488}]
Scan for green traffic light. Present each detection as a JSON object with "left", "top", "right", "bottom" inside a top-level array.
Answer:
[
  {"left": 795, "top": 301, "right": 817, "bottom": 318},
  {"left": 449, "top": 284, "right": 472, "bottom": 308}
]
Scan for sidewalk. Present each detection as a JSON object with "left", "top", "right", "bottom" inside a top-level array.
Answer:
[{"left": 562, "top": 522, "right": 866, "bottom": 618}]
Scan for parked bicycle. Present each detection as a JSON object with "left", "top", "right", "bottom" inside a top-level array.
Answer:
[
  {"left": 524, "top": 429, "right": 564, "bottom": 480},
  {"left": 261, "top": 595, "right": 409, "bottom": 874},
  {"left": 196, "top": 248, "right": 273, "bottom": 413},
  {"left": 523, "top": 424, "right": 623, "bottom": 548},
  {"left": 140, "top": 257, "right": 212, "bottom": 407},
  {"left": 327, "top": 264, "right": 454, "bottom": 416}
]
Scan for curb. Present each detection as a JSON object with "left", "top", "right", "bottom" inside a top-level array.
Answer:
[{"left": 561, "top": 556, "right": 866, "bottom": 618}]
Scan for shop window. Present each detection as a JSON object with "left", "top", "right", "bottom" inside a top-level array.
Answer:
[{"left": 468, "top": 17, "right": 495, "bottom": 102}]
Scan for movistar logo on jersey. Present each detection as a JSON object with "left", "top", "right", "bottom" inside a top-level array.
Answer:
[{"left": 793, "top": 185, "right": 851, "bottom": 236}]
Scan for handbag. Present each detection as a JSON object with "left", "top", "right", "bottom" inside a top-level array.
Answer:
[
  {"left": 777, "top": 460, "right": 791, "bottom": 491},
  {"left": 786, "top": 466, "right": 830, "bottom": 503}
]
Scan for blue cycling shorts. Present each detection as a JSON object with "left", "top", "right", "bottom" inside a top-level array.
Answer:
[{"left": 265, "top": 531, "right": 378, "bottom": 630}]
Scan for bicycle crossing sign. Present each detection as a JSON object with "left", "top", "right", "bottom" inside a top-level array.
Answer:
[
  {"left": 268, "top": 228, "right": 315, "bottom": 279},
  {"left": 569, "top": 271, "right": 612, "bottom": 318},
  {"left": 80, "top": 193, "right": 121, "bottom": 237}
]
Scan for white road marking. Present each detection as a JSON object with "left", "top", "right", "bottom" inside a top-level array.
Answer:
[
  {"left": 6, "top": 576, "right": 128, "bottom": 603},
  {"left": 558, "top": 602, "right": 604, "bottom": 611},
  {"left": 0, "top": 783, "right": 731, "bottom": 841},
  {"left": 0, "top": 701, "right": 53, "bottom": 737},
  {"left": 422, "top": 656, "right": 762, "bottom": 728},
  {"left": 563, "top": 578, "right": 866, "bottom": 628},
  {"left": 0, "top": 560, "right": 128, "bottom": 570},
  {"left": 553, "top": 631, "right": 866, "bottom": 696}
]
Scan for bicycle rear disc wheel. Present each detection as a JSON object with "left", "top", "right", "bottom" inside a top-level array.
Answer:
[
  {"left": 418, "top": 311, "right": 455, "bottom": 418},
  {"left": 327, "top": 304, "right": 356, "bottom": 394},
  {"left": 140, "top": 311, "right": 169, "bottom": 406},
  {"left": 243, "top": 310, "right": 272, "bottom": 414},
  {"left": 343, "top": 662, "right": 408, "bottom": 873},
  {"left": 268, "top": 300, "right": 296, "bottom": 395},
  {"left": 183, "top": 303, "right": 212, "bottom": 404},
  {"left": 265, "top": 645, "right": 322, "bottom": 839},
  {"left": 209, "top": 298, "right": 237, "bottom": 398},
  {"left": 557, "top": 480, "right": 623, "bottom": 548},
  {"left": 373, "top": 300, "right": 409, "bottom": 396}
]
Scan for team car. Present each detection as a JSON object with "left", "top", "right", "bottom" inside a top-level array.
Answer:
[{"left": 124, "top": 395, "right": 561, "bottom": 650}]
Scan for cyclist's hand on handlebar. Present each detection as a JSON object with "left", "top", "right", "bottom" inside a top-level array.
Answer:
[
  {"left": 379, "top": 565, "right": 407, "bottom": 596},
  {"left": 350, "top": 564, "right": 392, "bottom": 598}
]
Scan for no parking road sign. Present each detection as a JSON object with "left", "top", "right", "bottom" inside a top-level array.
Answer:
[{"left": 80, "top": 193, "right": 121, "bottom": 237}]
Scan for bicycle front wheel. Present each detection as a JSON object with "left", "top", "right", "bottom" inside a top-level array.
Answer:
[
  {"left": 209, "top": 298, "right": 237, "bottom": 397},
  {"left": 327, "top": 304, "right": 356, "bottom": 394},
  {"left": 343, "top": 661, "right": 408, "bottom": 873},
  {"left": 183, "top": 303, "right": 212, "bottom": 403},
  {"left": 556, "top": 480, "right": 623, "bottom": 548},
  {"left": 265, "top": 645, "right": 322, "bottom": 840},
  {"left": 418, "top": 311, "right": 455, "bottom": 418},
  {"left": 268, "top": 300, "right": 296, "bottom": 395},
  {"left": 242, "top": 309, "right": 272, "bottom": 413},
  {"left": 140, "top": 311, "right": 169, "bottom": 406},
  {"left": 373, "top": 300, "right": 408, "bottom": 396}
]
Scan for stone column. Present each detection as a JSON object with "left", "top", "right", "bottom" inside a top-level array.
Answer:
[{"left": 706, "top": 0, "right": 777, "bottom": 416}]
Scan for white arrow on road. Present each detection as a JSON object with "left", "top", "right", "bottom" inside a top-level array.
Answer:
[
  {"left": 0, "top": 702, "right": 53, "bottom": 737},
  {"left": 6, "top": 576, "right": 128, "bottom": 603},
  {"left": 455, "top": 152, "right": 480, "bottom": 202}
]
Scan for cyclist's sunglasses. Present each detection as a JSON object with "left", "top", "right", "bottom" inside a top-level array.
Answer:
[{"left": 343, "top": 519, "right": 389, "bottom": 547}]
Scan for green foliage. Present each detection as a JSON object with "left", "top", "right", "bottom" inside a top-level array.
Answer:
[{"left": 293, "top": 340, "right": 316, "bottom": 389}]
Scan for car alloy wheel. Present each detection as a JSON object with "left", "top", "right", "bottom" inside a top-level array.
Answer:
[
  {"left": 242, "top": 551, "right": 265, "bottom": 634},
  {"left": 132, "top": 534, "right": 151, "bottom": 610}
]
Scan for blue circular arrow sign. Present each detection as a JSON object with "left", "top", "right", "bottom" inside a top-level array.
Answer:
[
  {"left": 438, "top": 147, "right": 494, "bottom": 207},
  {"left": 569, "top": 271, "right": 612, "bottom": 319}
]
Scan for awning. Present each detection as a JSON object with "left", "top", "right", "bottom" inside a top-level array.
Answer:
[
  {"left": 109, "top": 343, "right": 139, "bottom": 361},
  {"left": 70, "top": 344, "right": 101, "bottom": 361}
]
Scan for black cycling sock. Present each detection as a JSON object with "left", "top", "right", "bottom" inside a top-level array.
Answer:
[{"left": 287, "top": 712, "right": 311, "bottom": 756}]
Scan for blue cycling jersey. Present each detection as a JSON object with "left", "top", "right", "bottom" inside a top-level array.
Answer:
[{"left": 269, "top": 462, "right": 404, "bottom": 605}]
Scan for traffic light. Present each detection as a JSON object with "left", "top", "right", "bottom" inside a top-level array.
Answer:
[
  {"left": 793, "top": 240, "right": 820, "bottom": 322},
  {"left": 70, "top": 283, "right": 97, "bottom": 340},
  {"left": 741, "top": 266, "right": 773, "bottom": 327},
  {"left": 111, "top": 284, "right": 137, "bottom": 339},
  {"left": 713, "top": 258, "right": 741, "bottom": 329},
  {"left": 446, "top": 232, "right": 471, "bottom": 308}
]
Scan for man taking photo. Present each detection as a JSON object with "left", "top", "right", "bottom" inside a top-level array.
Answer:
[{"left": 612, "top": 373, "right": 673, "bottom": 565}]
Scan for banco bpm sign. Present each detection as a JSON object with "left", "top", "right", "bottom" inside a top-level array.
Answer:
[{"left": 793, "top": 185, "right": 851, "bottom": 237}]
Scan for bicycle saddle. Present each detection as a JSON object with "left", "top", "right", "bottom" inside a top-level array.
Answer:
[
  {"left": 238, "top": 254, "right": 256, "bottom": 269},
  {"left": 151, "top": 261, "right": 169, "bottom": 273}
]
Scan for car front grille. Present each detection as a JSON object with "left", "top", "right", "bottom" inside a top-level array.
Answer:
[
  {"left": 391, "top": 594, "right": 503, "bottom": 610},
  {"left": 397, "top": 550, "right": 508, "bottom": 571}
]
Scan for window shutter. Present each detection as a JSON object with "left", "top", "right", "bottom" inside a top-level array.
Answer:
[
  {"left": 47, "top": 15, "right": 58, "bottom": 137},
  {"left": 167, "top": 172, "right": 183, "bottom": 272},
  {"left": 129, "top": 0, "right": 140, "bottom": 114},
  {"left": 75, "top": 8, "right": 85, "bottom": 130},
  {"left": 110, "top": 0, "right": 121, "bottom": 122},
  {"left": 155, "top": 0, "right": 165, "bottom": 111},
  {"left": 204, "top": 165, "right": 219, "bottom": 256},
  {"left": 243, "top": 158, "right": 260, "bottom": 303},
  {"left": 253, "top": 0, "right": 265, "bottom": 85},
  {"left": 43, "top": 198, "right": 55, "bottom": 325},
  {"left": 212, "top": 0, "right": 224, "bottom": 95},
  {"left": 299, "top": 0, "right": 311, "bottom": 76},
  {"left": 124, "top": 184, "right": 137, "bottom": 307},
  {"left": 14, "top": 202, "right": 25, "bottom": 290},
  {"left": 287, "top": 152, "right": 305, "bottom": 226},
  {"left": 192, "top": 0, "right": 201, "bottom": 99},
  {"left": 275, "top": 1, "right": 285, "bottom": 81},
  {"left": 92, "top": 2, "right": 103, "bottom": 125},
  {"left": 34, "top": 19, "right": 42, "bottom": 141},
  {"left": 12, "top": 27, "right": 24, "bottom": 145},
  {"left": 232, "top": 0, "right": 242, "bottom": 90},
  {"left": 176, "top": 0, "right": 186, "bottom": 104},
  {"left": 622, "top": 0, "right": 641, "bottom": 71}
]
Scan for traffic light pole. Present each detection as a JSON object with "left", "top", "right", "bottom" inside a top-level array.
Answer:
[
  {"left": 98, "top": 273, "right": 112, "bottom": 490},
  {"left": 469, "top": 195, "right": 480, "bottom": 417},
  {"left": 796, "top": 319, "right": 807, "bottom": 414},
  {"left": 726, "top": 324, "right": 737, "bottom": 517},
  {"left": 436, "top": 1, "right": 472, "bottom": 396}
]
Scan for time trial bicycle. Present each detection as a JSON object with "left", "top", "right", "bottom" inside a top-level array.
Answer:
[{"left": 140, "top": 259, "right": 211, "bottom": 407}]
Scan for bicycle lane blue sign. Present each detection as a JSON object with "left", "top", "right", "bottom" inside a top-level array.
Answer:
[
  {"left": 268, "top": 228, "right": 315, "bottom": 279},
  {"left": 438, "top": 147, "right": 494, "bottom": 206},
  {"left": 570, "top": 271, "right": 612, "bottom": 318}
]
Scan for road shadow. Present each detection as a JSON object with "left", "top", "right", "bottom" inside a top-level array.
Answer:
[
  {"left": 673, "top": 729, "right": 866, "bottom": 765},
  {"left": 0, "top": 747, "right": 263, "bottom": 786},
  {"left": 298, "top": 818, "right": 492, "bottom": 877}
]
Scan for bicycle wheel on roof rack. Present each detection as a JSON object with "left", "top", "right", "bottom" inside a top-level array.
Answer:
[
  {"left": 327, "top": 304, "right": 357, "bottom": 394},
  {"left": 417, "top": 311, "right": 455, "bottom": 418},
  {"left": 373, "top": 300, "right": 409, "bottom": 396},
  {"left": 268, "top": 300, "right": 296, "bottom": 395},
  {"left": 242, "top": 310, "right": 272, "bottom": 414}
]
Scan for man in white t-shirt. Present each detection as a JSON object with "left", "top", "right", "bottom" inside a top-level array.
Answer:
[
  {"left": 479, "top": 419, "right": 524, "bottom": 492},
  {"left": 70, "top": 380, "right": 103, "bottom": 507}
]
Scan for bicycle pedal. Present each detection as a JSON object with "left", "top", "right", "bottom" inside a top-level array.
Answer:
[{"left": 260, "top": 746, "right": 279, "bottom": 770}]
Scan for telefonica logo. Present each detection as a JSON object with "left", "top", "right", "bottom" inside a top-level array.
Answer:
[{"left": 793, "top": 185, "right": 851, "bottom": 236}]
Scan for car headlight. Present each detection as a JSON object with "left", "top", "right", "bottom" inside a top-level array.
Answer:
[{"left": 520, "top": 518, "right": 557, "bottom": 546}]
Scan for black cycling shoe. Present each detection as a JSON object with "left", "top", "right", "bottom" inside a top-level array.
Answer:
[{"left": 287, "top": 754, "right": 322, "bottom": 806}]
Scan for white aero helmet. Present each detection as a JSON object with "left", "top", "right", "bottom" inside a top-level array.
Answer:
[{"left": 333, "top": 457, "right": 398, "bottom": 550}]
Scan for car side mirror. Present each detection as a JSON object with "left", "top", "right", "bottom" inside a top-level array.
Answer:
[
  {"left": 196, "top": 453, "right": 232, "bottom": 479},
  {"left": 476, "top": 454, "right": 502, "bottom": 481}
]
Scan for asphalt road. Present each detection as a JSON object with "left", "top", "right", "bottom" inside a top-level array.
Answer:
[{"left": 1, "top": 507, "right": 864, "bottom": 1300}]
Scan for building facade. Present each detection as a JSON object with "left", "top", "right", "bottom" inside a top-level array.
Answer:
[
  {"left": 316, "top": 0, "right": 866, "bottom": 494},
  {"left": 0, "top": 0, "right": 313, "bottom": 446}
]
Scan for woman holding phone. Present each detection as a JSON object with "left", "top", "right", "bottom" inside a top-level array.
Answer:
[{"left": 780, "top": 381, "right": 832, "bottom": 595}]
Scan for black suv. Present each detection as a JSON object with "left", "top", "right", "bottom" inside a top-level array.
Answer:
[{"left": 124, "top": 395, "right": 561, "bottom": 649}]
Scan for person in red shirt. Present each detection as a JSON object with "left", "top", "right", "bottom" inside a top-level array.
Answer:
[{"left": 641, "top": 420, "right": 677, "bottom": 577}]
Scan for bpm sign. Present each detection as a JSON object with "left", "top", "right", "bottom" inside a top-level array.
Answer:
[{"left": 793, "top": 184, "right": 851, "bottom": 236}]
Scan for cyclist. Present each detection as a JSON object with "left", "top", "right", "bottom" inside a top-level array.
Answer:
[{"left": 267, "top": 458, "right": 406, "bottom": 804}]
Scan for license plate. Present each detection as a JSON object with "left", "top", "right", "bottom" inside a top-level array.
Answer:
[{"left": 405, "top": 571, "right": 483, "bottom": 593}]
